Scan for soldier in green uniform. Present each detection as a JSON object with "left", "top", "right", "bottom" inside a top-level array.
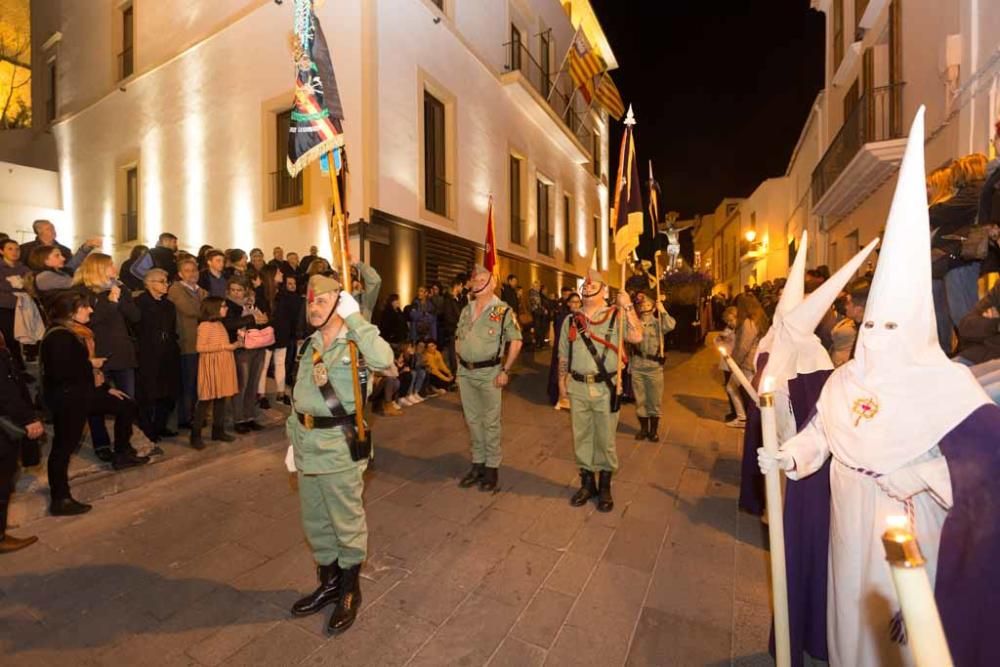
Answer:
[
  {"left": 283, "top": 274, "right": 393, "bottom": 635},
  {"left": 455, "top": 265, "right": 523, "bottom": 491},
  {"left": 558, "top": 269, "right": 642, "bottom": 511},
  {"left": 629, "top": 292, "right": 674, "bottom": 442}
]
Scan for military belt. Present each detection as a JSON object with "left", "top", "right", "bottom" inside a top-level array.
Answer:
[
  {"left": 570, "top": 371, "right": 613, "bottom": 384},
  {"left": 634, "top": 351, "right": 665, "bottom": 364},
  {"left": 458, "top": 355, "right": 501, "bottom": 370},
  {"left": 297, "top": 411, "right": 356, "bottom": 430}
]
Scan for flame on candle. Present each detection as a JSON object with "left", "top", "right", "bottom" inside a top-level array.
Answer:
[
  {"left": 762, "top": 376, "right": 776, "bottom": 393},
  {"left": 886, "top": 515, "right": 909, "bottom": 531},
  {"left": 717, "top": 346, "right": 728, "bottom": 358}
]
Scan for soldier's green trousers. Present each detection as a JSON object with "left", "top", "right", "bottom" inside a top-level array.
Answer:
[
  {"left": 631, "top": 364, "right": 664, "bottom": 418},
  {"left": 298, "top": 466, "right": 367, "bottom": 568},
  {"left": 457, "top": 368, "right": 503, "bottom": 467},
  {"left": 568, "top": 378, "right": 620, "bottom": 472}
]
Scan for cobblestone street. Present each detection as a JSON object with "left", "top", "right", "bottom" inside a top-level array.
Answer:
[{"left": 0, "top": 344, "right": 773, "bottom": 666}]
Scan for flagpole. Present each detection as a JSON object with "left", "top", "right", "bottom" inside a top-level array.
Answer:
[
  {"left": 654, "top": 251, "right": 664, "bottom": 357},
  {"left": 327, "top": 149, "right": 366, "bottom": 442},
  {"left": 546, "top": 26, "right": 579, "bottom": 105},
  {"left": 616, "top": 108, "right": 637, "bottom": 400}
]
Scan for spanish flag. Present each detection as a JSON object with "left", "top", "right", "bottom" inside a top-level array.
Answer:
[
  {"left": 594, "top": 73, "right": 625, "bottom": 121},
  {"left": 612, "top": 107, "right": 644, "bottom": 264},
  {"left": 568, "top": 28, "right": 604, "bottom": 104},
  {"left": 484, "top": 196, "right": 498, "bottom": 277},
  {"left": 287, "top": 10, "right": 344, "bottom": 178}
]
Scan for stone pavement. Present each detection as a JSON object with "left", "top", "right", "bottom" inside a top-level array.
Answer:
[{"left": 0, "top": 344, "right": 774, "bottom": 666}]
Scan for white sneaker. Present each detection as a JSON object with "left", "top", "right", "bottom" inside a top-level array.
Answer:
[
  {"left": 436, "top": 388, "right": 447, "bottom": 396},
  {"left": 410, "top": 394, "right": 424, "bottom": 404},
  {"left": 398, "top": 397, "right": 412, "bottom": 406}
]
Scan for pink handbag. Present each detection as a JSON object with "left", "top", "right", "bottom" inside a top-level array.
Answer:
[{"left": 243, "top": 326, "right": 275, "bottom": 349}]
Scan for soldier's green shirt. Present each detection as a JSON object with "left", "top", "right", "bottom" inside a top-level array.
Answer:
[
  {"left": 631, "top": 312, "right": 672, "bottom": 365},
  {"left": 287, "top": 312, "right": 393, "bottom": 474},
  {"left": 455, "top": 295, "right": 522, "bottom": 367},
  {"left": 558, "top": 306, "right": 622, "bottom": 376}
]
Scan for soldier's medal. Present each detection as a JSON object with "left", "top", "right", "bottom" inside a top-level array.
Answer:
[
  {"left": 851, "top": 397, "right": 879, "bottom": 427},
  {"left": 489, "top": 328, "right": 496, "bottom": 336},
  {"left": 312, "top": 363, "right": 329, "bottom": 387}
]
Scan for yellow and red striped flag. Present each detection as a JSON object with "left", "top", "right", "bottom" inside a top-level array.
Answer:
[
  {"left": 595, "top": 73, "right": 624, "bottom": 121},
  {"left": 568, "top": 28, "right": 604, "bottom": 104}
]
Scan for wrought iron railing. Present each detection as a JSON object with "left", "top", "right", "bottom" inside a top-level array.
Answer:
[
  {"left": 811, "top": 83, "right": 905, "bottom": 206},
  {"left": 271, "top": 170, "right": 303, "bottom": 211},
  {"left": 503, "top": 40, "right": 594, "bottom": 154}
]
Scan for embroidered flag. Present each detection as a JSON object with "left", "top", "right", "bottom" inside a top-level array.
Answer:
[
  {"left": 286, "top": 4, "right": 344, "bottom": 177},
  {"left": 612, "top": 107, "right": 644, "bottom": 264}
]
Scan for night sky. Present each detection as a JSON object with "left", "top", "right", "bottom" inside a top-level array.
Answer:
[{"left": 590, "top": 0, "right": 825, "bottom": 218}]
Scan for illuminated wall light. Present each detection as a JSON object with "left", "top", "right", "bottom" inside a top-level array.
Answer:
[
  {"left": 101, "top": 200, "right": 113, "bottom": 253},
  {"left": 143, "top": 127, "right": 163, "bottom": 244},
  {"left": 54, "top": 125, "right": 76, "bottom": 242},
  {"left": 231, "top": 171, "right": 255, "bottom": 251},
  {"left": 182, "top": 56, "right": 206, "bottom": 249}
]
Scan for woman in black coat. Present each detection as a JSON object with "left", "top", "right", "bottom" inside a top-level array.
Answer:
[
  {"left": 272, "top": 274, "right": 303, "bottom": 404},
  {"left": 135, "top": 269, "right": 180, "bottom": 441},
  {"left": 41, "top": 291, "right": 148, "bottom": 517},
  {"left": 0, "top": 331, "right": 44, "bottom": 553},
  {"left": 379, "top": 294, "right": 409, "bottom": 344}
]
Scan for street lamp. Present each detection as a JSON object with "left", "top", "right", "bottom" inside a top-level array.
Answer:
[{"left": 745, "top": 229, "right": 757, "bottom": 243}]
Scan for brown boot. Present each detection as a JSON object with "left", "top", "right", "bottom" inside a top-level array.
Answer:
[{"left": 0, "top": 534, "right": 38, "bottom": 554}]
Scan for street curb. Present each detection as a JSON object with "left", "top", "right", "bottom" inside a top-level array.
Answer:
[{"left": 9, "top": 423, "right": 288, "bottom": 528}]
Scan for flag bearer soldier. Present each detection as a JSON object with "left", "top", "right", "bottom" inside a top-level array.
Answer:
[
  {"left": 455, "top": 265, "right": 523, "bottom": 491},
  {"left": 558, "top": 269, "right": 642, "bottom": 511},
  {"left": 630, "top": 292, "right": 672, "bottom": 442},
  {"left": 284, "top": 274, "right": 393, "bottom": 635}
]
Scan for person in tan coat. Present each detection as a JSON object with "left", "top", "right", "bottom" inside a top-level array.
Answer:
[
  {"left": 191, "top": 297, "right": 240, "bottom": 449},
  {"left": 168, "top": 257, "right": 207, "bottom": 429}
]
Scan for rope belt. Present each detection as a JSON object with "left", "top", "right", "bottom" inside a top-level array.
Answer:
[{"left": 843, "top": 461, "right": 917, "bottom": 531}]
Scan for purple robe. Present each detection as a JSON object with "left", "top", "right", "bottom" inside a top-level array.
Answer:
[
  {"left": 936, "top": 403, "right": 1000, "bottom": 667},
  {"left": 738, "top": 354, "right": 769, "bottom": 516},
  {"left": 771, "top": 369, "right": 833, "bottom": 666}
]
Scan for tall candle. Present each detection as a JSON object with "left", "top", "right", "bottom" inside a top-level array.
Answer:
[
  {"left": 759, "top": 377, "right": 790, "bottom": 667},
  {"left": 882, "top": 516, "right": 954, "bottom": 667},
  {"left": 718, "top": 346, "right": 759, "bottom": 404}
]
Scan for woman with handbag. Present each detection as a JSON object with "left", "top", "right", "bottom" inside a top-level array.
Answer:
[
  {"left": 135, "top": 268, "right": 181, "bottom": 442},
  {"left": 0, "top": 331, "right": 44, "bottom": 554},
  {"left": 41, "top": 291, "right": 147, "bottom": 516},
  {"left": 254, "top": 265, "right": 283, "bottom": 409},
  {"left": 223, "top": 278, "right": 269, "bottom": 433}
]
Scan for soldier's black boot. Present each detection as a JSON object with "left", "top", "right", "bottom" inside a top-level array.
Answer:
[
  {"left": 291, "top": 562, "right": 341, "bottom": 617},
  {"left": 479, "top": 466, "right": 499, "bottom": 492},
  {"left": 648, "top": 417, "right": 660, "bottom": 442},
  {"left": 634, "top": 417, "right": 649, "bottom": 441},
  {"left": 597, "top": 471, "right": 614, "bottom": 512},
  {"left": 570, "top": 469, "right": 597, "bottom": 506},
  {"left": 459, "top": 463, "right": 484, "bottom": 488},
  {"left": 327, "top": 564, "right": 362, "bottom": 635}
]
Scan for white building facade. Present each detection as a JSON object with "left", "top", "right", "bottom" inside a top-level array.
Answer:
[{"left": 39, "top": 0, "right": 617, "bottom": 303}]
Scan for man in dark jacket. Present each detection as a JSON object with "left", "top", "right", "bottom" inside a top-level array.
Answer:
[
  {"left": 0, "top": 333, "right": 43, "bottom": 553},
  {"left": 439, "top": 277, "right": 464, "bottom": 373},
  {"left": 148, "top": 233, "right": 179, "bottom": 282},
  {"left": 500, "top": 274, "right": 519, "bottom": 311},
  {"left": 20, "top": 219, "right": 73, "bottom": 264}
]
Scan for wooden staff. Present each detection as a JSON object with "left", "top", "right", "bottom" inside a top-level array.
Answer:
[
  {"left": 327, "top": 150, "right": 366, "bottom": 441},
  {"left": 654, "top": 250, "right": 663, "bottom": 357},
  {"left": 616, "top": 262, "right": 626, "bottom": 397}
]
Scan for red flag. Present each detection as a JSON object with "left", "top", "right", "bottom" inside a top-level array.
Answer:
[{"left": 485, "top": 197, "right": 498, "bottom": 276}]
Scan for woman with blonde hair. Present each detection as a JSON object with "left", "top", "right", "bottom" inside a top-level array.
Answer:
[
  {"left": 725, "top": 294, "right": 770, "bottom": 428},
  {"left": 926, "top": 166, "right": 955, "bottom": 207},
  {"left": 73, "top": 253, "right": 144, "bottom": 457}
]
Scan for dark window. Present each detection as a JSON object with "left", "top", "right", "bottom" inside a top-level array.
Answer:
[
  {"left": 843, "top": 79, "right": 860, "bottom": 123},
  {"left": 563, "top": 194, "right": 572, "bottom": 260},
  {"left": 591, "top": 130, "right": 600, "bottom": 176},
  {"left": 124, "top": 167, "right": 138, "bottom": 243},
  {"left": 510, "top": 25, "right": 522, "bottom": 71},
  {"left": 510, "top": 156, "right": 522, "bottom": 245},
  {"left": 540, "top": 30, "right": 551, "bottom": 99},
  {"left": 46, "top": 60, "right": 56, "bottom": 122},
  {"left": 832, "top": 0, "right": 844, "bottom": 72},
  {"left": 424, "top": 91, "right": 448, "bottom": 216},
  {"left": 537, "top": 180, "right": 551, "bottom": 255},
  {"left": 120, "top": 5, "right": 134, "bottom": 79},
  {"left": 273, "top": 109, "right": 304, "bottom": 210}
]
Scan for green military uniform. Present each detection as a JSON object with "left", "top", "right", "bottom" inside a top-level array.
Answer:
[
  {"left": 558, "top": 305, "right": 623, "bottom": 473},
  {"left": 630, "top": 309, "right": 671, "bottom": 418},
  {"left": 352, "top": 261, "right": 381, "bottom": 321},
  {"left": 455, "top": 295, "right": 521, "bottom": 468},
  {"left": 287, "top": 310, "right": 393, "bottom": 569}
]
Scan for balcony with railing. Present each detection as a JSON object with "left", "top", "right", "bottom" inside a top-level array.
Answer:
[
  {"left": 500, "top": 40, "right": 594, "bottom": 164},
  {"left": 811, "top": 83, "right": 906, "bottom": 218}
]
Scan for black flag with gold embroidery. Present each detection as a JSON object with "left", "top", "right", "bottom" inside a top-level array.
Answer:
[{"left": 286, "top": 8, "right": 344, "bottom": 177}]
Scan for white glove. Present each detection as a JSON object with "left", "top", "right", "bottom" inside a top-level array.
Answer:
[
  {"left": 336, "top": 290, "right": 361, "bottom": 319},
  {"left": 757, "top": 447, "right": 794, "bottom": 475},
  {"left": 284, "top": 445, "right": 297, "bottom": 473},
  {"left": 877, "top": 465, "right": 928, "bottom": 502}
]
